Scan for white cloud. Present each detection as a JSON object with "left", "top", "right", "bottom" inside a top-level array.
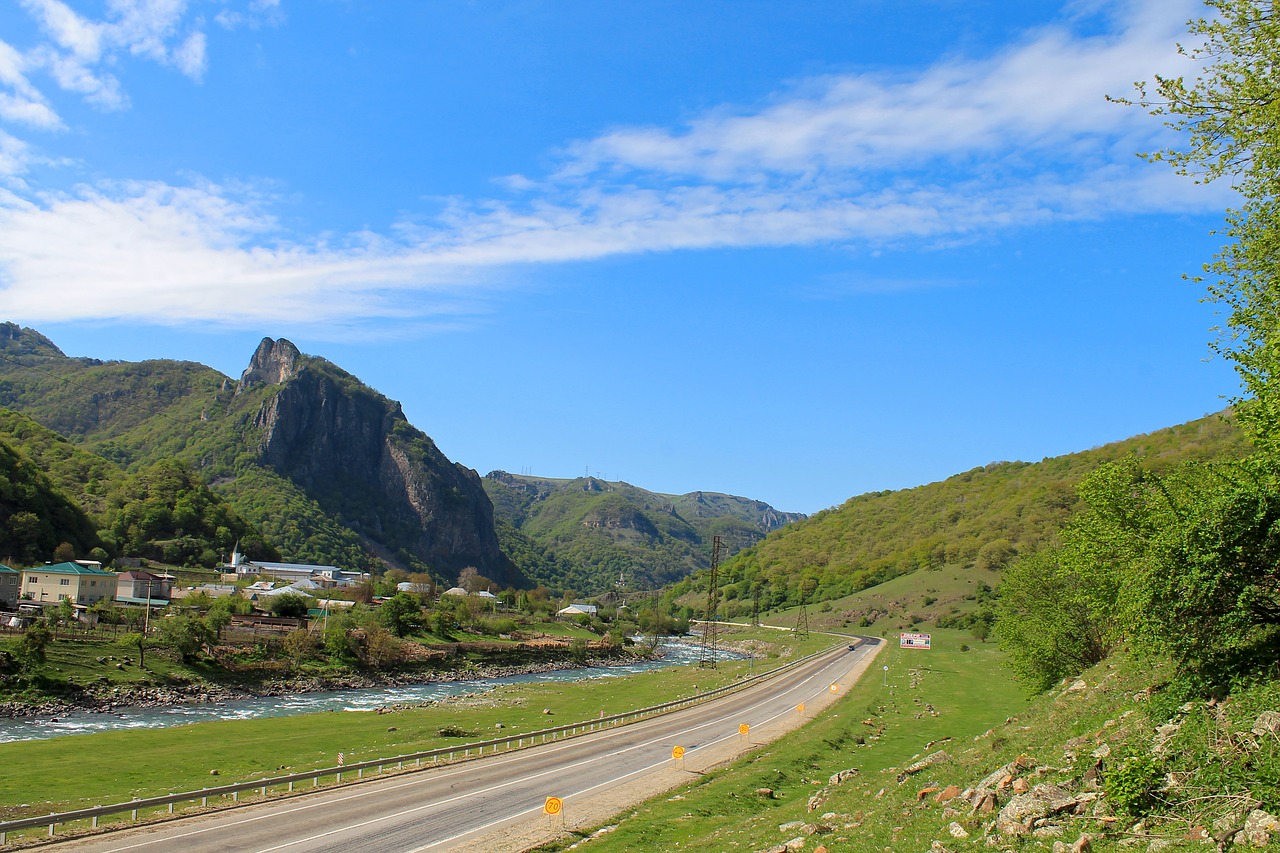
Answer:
[
  {"left": 561, "top": 1, "right": 1197, "bottom": 183},
  {"left": 0, "top": 0, "right": 1237, "bottom": 328}
]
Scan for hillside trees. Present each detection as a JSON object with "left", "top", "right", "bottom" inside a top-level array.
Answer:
[
  {"left": 103, "top": 460, "right": 275, "bottom": 567},
  {"left": 999, "top": 0, "right": 1280, "bottom": 693}
]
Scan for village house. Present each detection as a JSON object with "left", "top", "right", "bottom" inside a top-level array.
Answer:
[
  {"left": 114, "top": 570, "right": 173, "bottom": 606},
  {"left": 21, "top": 561, "right": 116, "bottom": 606},
  {"left": 0, "top": 564, "right": 19, "bottom": 609}
]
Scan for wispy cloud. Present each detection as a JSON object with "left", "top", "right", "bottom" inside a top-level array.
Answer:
[{"left": 0, "top": 0, "right": 1236, "bottom": 329}]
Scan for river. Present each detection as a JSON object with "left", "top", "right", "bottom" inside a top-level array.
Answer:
[{"left": 0, "top": 641, "right": 738, "bottom": 743}]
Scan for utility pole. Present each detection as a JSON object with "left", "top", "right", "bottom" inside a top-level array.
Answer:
[
  {"left": 751, "top": 584, "right": 761, "bottom": 627},
  {"left": 698, "top": 536, "right": 723, "bottom": 669}
]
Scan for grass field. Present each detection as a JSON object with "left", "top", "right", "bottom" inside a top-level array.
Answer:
[{"left": 0, "top": 627, "right": 833, "bottom": 821}]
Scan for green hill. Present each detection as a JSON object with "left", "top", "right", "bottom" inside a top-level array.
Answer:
[
  {"left": 668, "top": 411, "right": 1250, "bottom": 616},
  {"left": 483, "top": 472, "right": 806, "bottom": 594}
]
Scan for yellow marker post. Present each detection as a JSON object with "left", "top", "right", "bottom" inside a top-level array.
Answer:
[
  {"left": 830, "top": 683, "right": 839, "bottom": 693},
  {"left": 672, "top": 745, "right": 685, "bottom": 769},
  {"left": 796, "top": 703, "right": 805, "bottom": 716},
  {"left": 738, "top": 723, "right": 750, "bottom": 740}
]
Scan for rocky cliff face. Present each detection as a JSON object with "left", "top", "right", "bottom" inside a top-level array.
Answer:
[{"left": 240, "top": 338, "right": 512, "bottom": 583}]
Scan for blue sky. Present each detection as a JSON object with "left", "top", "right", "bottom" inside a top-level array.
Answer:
[{"left": 0, "top": 0, "right": 1241, "bottom": 514}]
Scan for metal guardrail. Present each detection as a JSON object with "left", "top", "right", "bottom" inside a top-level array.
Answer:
[{"left": 0, "top": 640, "right": 859, "bottom": 845}]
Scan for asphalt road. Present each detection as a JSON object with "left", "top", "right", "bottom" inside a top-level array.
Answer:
[{"left": 44, "top": 639, "right": 881, "bottom": 853}]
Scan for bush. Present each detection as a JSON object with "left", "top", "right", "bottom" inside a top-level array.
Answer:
[{"left": 1103, "top": 749, "right": 1163, "bottom": 816}]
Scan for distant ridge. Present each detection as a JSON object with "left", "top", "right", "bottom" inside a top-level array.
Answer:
[{"left": 483, "top": 471, "right": 806, "bottom": 593}]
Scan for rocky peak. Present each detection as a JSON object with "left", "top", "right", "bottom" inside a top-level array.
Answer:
[{"left": 239, "top": 338, "right": 300, "bottom": 388}]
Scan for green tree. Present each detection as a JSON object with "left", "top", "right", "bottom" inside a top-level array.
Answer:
[
  {"left": 1123, "top": 1, "right": 1280, "bottom": 453},
  {"left": 379, "top": 593, "right": 423, "bottom": 638},
  {"left": 14, "top": 622, "right": 52, "bottom": 675},
  {"left": 156, "top": 614, "right": 213, "bottom": 663},
  {"left": 268, "top": 593, "right": 311, "bottom": 619}
]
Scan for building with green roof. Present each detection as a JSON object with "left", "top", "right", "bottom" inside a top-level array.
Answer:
[
  {"left": 0, "top": 564, "right": 18, "bottom": 609},
  {"left": 21, "top": 561, "right": 115, "bottom": 607}
]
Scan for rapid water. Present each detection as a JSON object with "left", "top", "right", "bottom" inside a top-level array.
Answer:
[{"left": 0, "top": 641, "right": 737, "bottom": 743}]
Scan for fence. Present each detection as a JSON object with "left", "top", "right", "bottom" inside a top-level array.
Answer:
[{"left": 0, "top": 639, "right": 859, "bottom": 845}]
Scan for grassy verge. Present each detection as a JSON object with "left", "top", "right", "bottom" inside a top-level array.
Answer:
[
  {"left": 0, "top": 627, "right": 832, "bottom": 821},
  {"left": 532, "top": 629, "right": 1025, "bottom": 852}
]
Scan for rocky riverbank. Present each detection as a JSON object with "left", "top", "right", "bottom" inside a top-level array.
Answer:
[{"left": 0, "top": 649, "right": 659, "bottom": 720}]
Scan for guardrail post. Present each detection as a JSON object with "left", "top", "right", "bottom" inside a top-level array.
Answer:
[
  {"left": 93, "top": 816, "right": 99, "bottom": 827},
  {"left": 168, "top": 803, "right": 174, "bottom": 814},
  {"left": 48, "top": 823, "right": 55, "bottom": 837},
  {"left": 202, "top": 796, "right": 208, "bottom": 806},
  {"left": 288, "top": 781, "right": 294, "bottom": 792}
]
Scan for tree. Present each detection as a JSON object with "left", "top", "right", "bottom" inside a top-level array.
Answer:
[
  {"left": 268, "top": 593, "right": 311, "bottom": 619},
  {"left": 1122, "top": 1, "right": 1280, "bottom": 452},
  {"left": 14, "top": 621, "right": 52, "bottom": 675},
  {"left": 52, "top": 542, "right": 75, "bottom": 563},
  {"left": 379, "top": 593, "right": 423, "bottom": 637},
  {"left": 156, "top": 614, "right": 214, "bottom": 662}
]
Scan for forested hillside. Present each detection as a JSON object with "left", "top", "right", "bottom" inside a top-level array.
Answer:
[
  {"left": 667, "top": 412, "right": 1248, "bottom": 613},
  {"left": 483, "top": 472, "right": 805, "bottom": 593}
]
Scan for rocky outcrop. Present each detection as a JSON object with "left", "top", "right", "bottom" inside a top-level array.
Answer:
[
  {"left": 238, "top": 337, "right": 300, "bottom": 388},
  {"left": 239, "top": 338, "right": 512, "bottom": 583}
]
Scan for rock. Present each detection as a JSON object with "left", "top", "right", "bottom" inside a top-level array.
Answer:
[
  {"left": 1066, "top": 679, "right": 1088, "bottom": 693},
  {"left": 1234, "top": 809, "right": 1280, "bottom": 847},
  {"left": 1251, "top": 711, "right": 1280, "bottom": 738},
  {"left": 997, "top": 793, "right": 1049, "bottom": 836},
  {"left": 779, "top": 821, "right": 806, "bottom": 833},
  {"left": 210, "top": 769, "right": 219, "bottom": 775},
  {"left": 935, "top": 785, "right": 961, "bottom": 804},
  {"left": 896, "top": 750, "right": 950, "bottom": 782},
  {"left": 1091, "top": 743, "right": 1111, "bottom": 759},
  {"left": 917, "top": 786, "right": 939, "bottom": 801},
  {"left": 948, "top": 822, "right": 969, "bottom": 839},
  {"left": 973, "top": 792, "right": 998, "bottom": 814},
  {"left": 783, "top": 837, "right": 805, "bottom": 851},
  {"left": 828, "top": 768, "right": 858, "bottom": 785},
  {"left": 1011, "top": 778, "right": 1029, "bottom": 794}
]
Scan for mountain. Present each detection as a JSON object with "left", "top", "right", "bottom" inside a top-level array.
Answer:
[
  {"left": 0, "top": 324, "right": 513, "bottom": 584},
  {"left": 667, "top": 410, "right": 1252, "bottom": 613},
  {"left": 483, "top": 471, "right": 806, "bottom": 593}
]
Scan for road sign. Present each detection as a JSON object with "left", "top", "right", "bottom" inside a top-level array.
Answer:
[
  {"left": 900, "top": 632, "right": 932, "bottom": 649},
  {"left": 830, "top": 683, "right": 839, "bottom": 692},
  {"left": 796, "top": 703, "right": 805, "bottom": 715},
  {"left": 738, "top": 723, "right": 750, "bottom": 735},
  {"left": 672, "top": 746, "right": 685, "bottom": 760},
  {"left": 337, "top": 752, "right": 344, "bottom": 766},
  {"left": 544, "top": 797, "right": 563, "bottom": 816}
]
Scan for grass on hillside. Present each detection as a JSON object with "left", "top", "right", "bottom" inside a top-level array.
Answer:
[
  {"left": 0, "top": 627, "right": 832, "bottom": 824},
  {"left": 539, "top": 639, "right": 1280, "bottom": 853},
  {"left": 758, "top": 563, "right": 1001, "bottom": 636}
]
